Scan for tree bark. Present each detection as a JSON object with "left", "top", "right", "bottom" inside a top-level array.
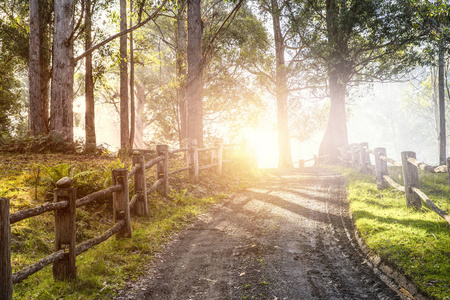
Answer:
[
  {"left": 129, "top": 0, "right": 135, "bottom": 149},
  {"left": 319, "top": 71, "right": 348, "bottom": 161},
  {"left": 177, "top": 1, "right": 187, "bottom": 147},
  {"left": 85, "top": 0, "right": 96, "bottom": 151},
  {"left": 134, "top": 82, "right": 145, "bottom": 148},
  {"left": 120, "top": 0, "right": 129, "bottom": 149},
  {"left": 40, "top": 9, "right": 51, "bottom": 134},
  {"left": 29, "top": 0, "right": 50, "bottom": 135},
  {"left": 186, "top": 0, "right": 203, "bottom": 146},
  {"left": 438, "top": 43, "right": 446, "bottom": 165},
  {"left": 50, "top": 0, "right": 75, "bottom": 142},
  {"left": 29, "top": 0, "right": 43, "bottom": 134},
  {"left": 319, "top": 0, "right": 350, "bottom": 161},
  {"left": 271, "top": 0, "right": 292, "bottom": 168}
]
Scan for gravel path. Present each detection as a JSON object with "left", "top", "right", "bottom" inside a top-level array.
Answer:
[{"left": 115, "top": 168, "right": 412, "bottom": 300}]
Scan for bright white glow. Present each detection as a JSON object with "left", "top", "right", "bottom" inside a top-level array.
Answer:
[
  {"left": 242, "top": 126, "right": 278, "bottom": 168},
  {"left": 73, "top": 97, "right": 120, "bottom": 152},
  {"left": 291, "top": 133, "right": 322, "bottom": 167},
  {"left": 242, "top": 126, "right": 323, "bottom": 168}
]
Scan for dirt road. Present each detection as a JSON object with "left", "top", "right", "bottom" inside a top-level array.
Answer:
[{"left": 115, "top": 168, "right": 410, "bottom": 300}]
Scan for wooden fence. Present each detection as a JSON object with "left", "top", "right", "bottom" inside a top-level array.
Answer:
[
  {"left": 337, "top": 143, "right": 450, "bottom": 225},
  {"left": 0, "top": 138, "right": 231, "bottom": 299},
  {"left": 298, "top": 154, "right": 330, "bottom": 167}
]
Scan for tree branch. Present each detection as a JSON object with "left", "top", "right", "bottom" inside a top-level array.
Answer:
[
  {"left": 74, "top": 0, "right": 168, "bottom": 63},
  {"left": 202, "top": 0, "right": 244, "bottom": 62},
  {"left": 67, "top": 0, "right": 85, "bottom": 43}
]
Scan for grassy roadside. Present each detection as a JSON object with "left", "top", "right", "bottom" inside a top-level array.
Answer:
[
  {"left": 340, "top": 167, "right": 450, "bottom": 300},
  {"left": 1, "top": 152, "right": 262, "bottom": 299}
]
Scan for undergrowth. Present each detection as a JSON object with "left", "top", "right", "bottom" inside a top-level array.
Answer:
[
  {"left": 340, "top": 167, "right": 450, "bottom": 300},
  {"left": 1, "top": 151, "right": 262, "bottom": 299}
]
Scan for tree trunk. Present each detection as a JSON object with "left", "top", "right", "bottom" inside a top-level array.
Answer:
[
  {"left": 438, "top": 44, "right": 446, "bottom": 165},
  {"left": 319, "top": 0, "right": 350, "bottom": 161},
  {"left": 40, "top": 12, "right": 51, "bottom": 134},
  {"left": 186, "top": 0, "right": 203, "bottom": 146},
  {"left": 29, "top": 0, "right": 50, "bottom": 135},
  {"left": 129, "top": 0, "right": 135, "bottom": 149},
  {"left": 120, "top": 0, "right": 129, "bottom": 149},
  {"left": 177, "top": 1, "right": 187, "bottom": 147},
  {"left": 319, "top": 72, "right": 348, "bottom": 161},
  {"left": 29, "top": 0, "right": 43, "bottom": 134},
  {"left": 134, "top": 82, "right": 145, "bottom": 148},
  {"left": 432, "top": 66, "right": 439, "bottom": 138},
  {"left": 50, "top": 0, "right": 75, "bottom": 142},
  {"left": 85, "top": 0, "right": 96, "bottom": 151},
  {"left": 271, "top": 0, "right": 292, "bottom": 168}
]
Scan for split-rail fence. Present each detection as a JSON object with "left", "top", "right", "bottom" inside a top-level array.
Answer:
[
  {"left": 337, "top": 143, "right": 450, "bottom": 225},
  {"left": 0, "top": 138, "right": 234, "bottom": 299}
]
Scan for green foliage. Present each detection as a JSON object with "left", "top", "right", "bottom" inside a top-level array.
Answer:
[
  {"left": 98, "top": 158, "right": 128, "bottom": 188},
  {"left": 342, "top": 167, "right": 450, "bottom": 299},
  {"left": 0, "top": 133, "right": 79, "bottom": 153},
  {"left": 169, "top": 188, "right": 191, "bottom": 204},
  {"left": 3, "top": 152, "right": 261, "bottom": 299},
  {"left": 0, "top": 1, "right": 31, "bottom": 136},
  {"left": 40, "top": 163, "right": 96, "bottom": 188}
]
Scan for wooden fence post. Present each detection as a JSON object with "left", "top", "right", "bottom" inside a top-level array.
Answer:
[
  {"left": 112, "top": 169, "right": 131, "bottom": 238},
  {"left": 401, "top": 151, "right": 422, "bottom": 209},
  {"left": 213, "top": 138, "right": 223, "bottom": 175},
  {"left": 132, "top": 153, "right": 148, "bottom": 216},
  {"left": 337, "top": 148, "right": 343, "bottom": 166},
  {"left": 350, "top": 143, "right": 360, "bottom": 169},
  {"left": 359, "top": 142, "right": 369, "bottom": 173},
  {"left": 0, "top": 198, "right": 12, "bottom": 300},
  {"left": 299, "top": 160, "right": 305, "bottom": 168},
  {"left": 156, "top": 145, "right": 169, "bottom": 196},
  {"left": 53, "top": 178, "right": 77, "bottom": 280},
  {"left": 342, "top": 146, "right": 351, "bottom": 167},
  {"left": 374, "top": 148, "right": 388, "bottom": 189},
  {"left": 186, "top": 139, "right": 199, "bottom": 182}
]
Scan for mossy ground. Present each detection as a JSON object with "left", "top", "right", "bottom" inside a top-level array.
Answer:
[
  {"left": 1, "top": 151, "right": 262, "bottom": 299},
  {"left": 339, "top": 166, "right": 450, "bottom": 299}
]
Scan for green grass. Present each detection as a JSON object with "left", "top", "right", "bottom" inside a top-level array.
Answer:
[
  {"left": 1, "top": 152, "right": 262, "bottom": 299},
  {"left": 341, "top": 167, "right": 450, "bottom": 300}
]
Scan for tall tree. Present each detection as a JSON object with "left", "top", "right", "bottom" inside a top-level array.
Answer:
[
  {"left": 186, "top": 0, "right": 203, "bottom": 145},
  {"left": 176, "top": 0, "right": 187, "bottom": 146},
  {"left": 29, "top": 0, "right": 43, "bottom": 134},
  {"left": 129, "top": 0, "right": 136, "bottom": 149},
  {"left": 29, "top": 0, "right": 52, "bottom": 135},
  {"left": 119, "top": 0, "right": 129, "bottom": 149},
  {"left": 50, "top": 0, "right": 75, "bottom": 141},
  {"left": 303, "top": 0, "right": 420, "bottom": 161},
  {"left": 438, "top": 43, "right": 446, "bottom": 164},
  {"left": 129, "top": 0, "right": 262, "bottom": 147},
  {"left": 399, "top": 0, "right": 449, "bottom": 164},
  {"left": 85, "top": 0, "right": 96, "bottom": 151},
  {"left": 270, "top": 0, "right": 292, "bottom": 168},
  {"left": 318, "top": 0, "right": 350, "bottom": 161}
]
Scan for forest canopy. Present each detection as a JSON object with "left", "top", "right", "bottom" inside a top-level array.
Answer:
[{"left": 0, "top": 0, "right": 449, "bottom": 166}]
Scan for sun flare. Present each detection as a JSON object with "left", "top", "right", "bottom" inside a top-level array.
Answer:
[
  {"left": 242, "top": 127, "right": 279, "bottom": 168},
  {"left": 242, "top": 126, "right": 321, "bottom": 169}
]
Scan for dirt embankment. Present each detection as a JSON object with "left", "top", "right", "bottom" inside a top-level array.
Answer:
[{"left": 116, "top": 168, "right": 413, "bottom": 300}]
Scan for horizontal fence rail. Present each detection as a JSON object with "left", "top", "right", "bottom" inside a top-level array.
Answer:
[
  {"left": 338, "top": 143, "right": 450, "bottom": 225},
  {"left": 0, "top": 138, "right": 239, "bottom": 298},
  {"left": 297, "top": 154, "right": 331, "bottom": 167}
]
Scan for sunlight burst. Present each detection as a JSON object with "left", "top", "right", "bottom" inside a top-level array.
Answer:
[{"left": 242, "top": 127, "right": 279, "bottom": 168}]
